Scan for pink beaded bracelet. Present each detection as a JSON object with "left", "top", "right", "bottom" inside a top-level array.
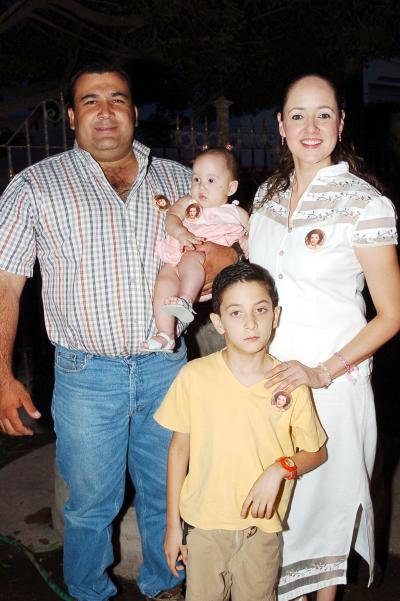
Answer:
[{"left": 334, "top": 351, "right": 356, "bottom": 383}]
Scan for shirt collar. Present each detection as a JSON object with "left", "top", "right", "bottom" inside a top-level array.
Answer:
[
  {"left": 313, "top": 161, "right": 349, "bottom": 177},
  {"left": 73, "top": 139, "right": 151, "bottom": 178}
]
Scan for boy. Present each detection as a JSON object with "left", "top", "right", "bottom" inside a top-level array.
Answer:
[{"left": 154, "top": 263, "right": 327, "bottom": 601}]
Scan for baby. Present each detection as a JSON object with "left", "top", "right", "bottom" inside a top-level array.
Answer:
[{"left": 141, "top": 148, "right": 249, "bottom": 352}]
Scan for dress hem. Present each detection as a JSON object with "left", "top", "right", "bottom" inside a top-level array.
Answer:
[{"left": 278, "top": 575, "right": 347, "bottom": 601}]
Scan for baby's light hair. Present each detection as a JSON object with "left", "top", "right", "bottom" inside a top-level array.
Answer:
[{"left": 195, "top": 147, "right": 239, "bottom": 180}]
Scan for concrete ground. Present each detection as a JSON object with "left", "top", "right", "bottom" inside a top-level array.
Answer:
[
  {"left": 2, "top": 321, "right": 400, "bottom": 600},
  {"left": 0, "top": 413, "right": 399, "bottom": 601}
]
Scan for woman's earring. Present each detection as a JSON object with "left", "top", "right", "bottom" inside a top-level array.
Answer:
[
  {"left": 338, "top": 132, "right": 342, "bottom": 142},
  {"left": 281, "top": 136, "right": 286, "bottom": 146}
]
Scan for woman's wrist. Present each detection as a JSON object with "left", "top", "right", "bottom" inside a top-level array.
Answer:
[
  {"left": 317, "top": 362, "right": 333, "bottom": 388},
  {"left": 334, "top": 351, "right": 357, "bottom": 382},
  {"left": 317, "top": 350, "right": 358, "bottom": 388}
]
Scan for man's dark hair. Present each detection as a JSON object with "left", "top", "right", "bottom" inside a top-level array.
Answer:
[
  {"left": 212, "top": 262, "right": 279, "bottom": 314},
  {"left": 65, "top": 60, "right": 134, "bottom": 108}
]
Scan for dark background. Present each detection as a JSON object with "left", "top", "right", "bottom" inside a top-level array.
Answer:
[{"left": 1, "top": 1, "right": 400, "bottom": 599}]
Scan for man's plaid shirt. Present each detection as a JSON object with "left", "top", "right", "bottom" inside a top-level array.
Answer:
[{"left": 0, "top": 140, "right": 191, "bottom": 355}]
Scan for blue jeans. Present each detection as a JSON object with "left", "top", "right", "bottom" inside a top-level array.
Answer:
[{"left": 52, "top": 340, "right": 187, "bottom": 601}]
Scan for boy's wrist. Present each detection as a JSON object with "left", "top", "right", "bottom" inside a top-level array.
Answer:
[
  {"left": 166, "top": 519, "right": 182, "bottom": 531},
  {"left": 275, "top": 456, "right": 298, "bottom": 480},
  {"left": 264, "top": 461, "right": 286, "bottom": 482}
]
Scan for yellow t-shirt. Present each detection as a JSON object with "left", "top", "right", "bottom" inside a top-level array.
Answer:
[{"left": 155, "top": 350, "right": 327, "bottom": 533}]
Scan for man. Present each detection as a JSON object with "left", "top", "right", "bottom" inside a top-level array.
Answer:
[{"left": 0, "top": 61, "right": 237, "bottom": 601}]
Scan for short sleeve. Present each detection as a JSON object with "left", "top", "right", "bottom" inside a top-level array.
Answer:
[
  {"left": 290, "top": 385, "right": 327, "bottom": 452},
  {"left": 0, "top": 175, "right": 37, "bottom": 276},
  {"left": 352, "top": 193, "right": 398, "bottom": 247},
  {"left": 252, "top": 182, "right": 269, "bottom": 210},
  {"left": 154, "top": 369, "right": 190, "bottom": 433}
]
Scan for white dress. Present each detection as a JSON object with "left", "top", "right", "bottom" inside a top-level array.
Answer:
[{"left": 249, "top": 162, "right": 398, "bottom": 600}]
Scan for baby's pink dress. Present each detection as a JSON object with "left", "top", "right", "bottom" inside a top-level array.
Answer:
[{"left": 157, "top": 203, "right": 246, "bottom": 265}]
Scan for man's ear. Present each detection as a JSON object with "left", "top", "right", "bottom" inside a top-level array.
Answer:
[
  {"left": 210, "top": 312, "right": 225, "bottom": 335},
  {"left": 273, "top": 306, "right": 281, "bottom": 329},
  {"left": 228, "top": 180, "right": 239, "bottom": 196},
  {"left": 67, "top": 107, "right": 75, "bottom": 131}
]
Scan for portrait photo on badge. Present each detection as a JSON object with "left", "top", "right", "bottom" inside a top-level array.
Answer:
[
  {"left": 153, "top": 194, "right": 171, "bottom": 211},
  {"left": 185, "top": 202, "right": 201, "bottom": 221},
  {"left": 271, "top": 390, "right": 292, "bottom": 411},
  {"left": 305, "top": 228, "right": 325, "bottom": 250}
]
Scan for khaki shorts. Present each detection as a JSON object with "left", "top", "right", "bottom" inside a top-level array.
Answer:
[{"left": 185, "top": 526, "right": 282, "bottom": 601}]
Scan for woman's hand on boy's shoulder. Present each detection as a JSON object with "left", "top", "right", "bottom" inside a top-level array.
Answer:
[
  {"left": 264, "top": 360, "right": 328, "bottom": 393},
  {"left": 164, "top": 526, "right": 188, "bottom": 577},
  {"left": 240, "top": 463, "right": 284, "bottom": 520}
]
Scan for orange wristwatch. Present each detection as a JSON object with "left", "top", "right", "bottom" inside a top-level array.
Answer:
[{"left": 276, "top": 456, "right": 297, "bottom": 480}]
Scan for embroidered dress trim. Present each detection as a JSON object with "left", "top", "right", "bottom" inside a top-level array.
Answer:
[{"left": 278, "top": 554, "right": 347, "bottom": 600}]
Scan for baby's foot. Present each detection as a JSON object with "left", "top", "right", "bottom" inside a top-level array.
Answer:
[
  {"left": 163, "top": 296, "right": 191, "bottom": 305},
  {"left": 140, "top": 332, "right": 175, "bottom": 353},
  {"left": 162, "top": 297, "right": 196, "bottom": 323}
]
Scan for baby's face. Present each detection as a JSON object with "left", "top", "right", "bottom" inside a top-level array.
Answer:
[{"left": 191, "top": 154, "right": 237, "bottom": 208}]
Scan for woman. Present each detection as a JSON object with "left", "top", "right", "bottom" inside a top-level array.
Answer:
[{"left": 249, "top": 74, "right": 400, "bottom": 601}]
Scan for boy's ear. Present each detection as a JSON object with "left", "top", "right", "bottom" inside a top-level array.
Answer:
[
  {"left": 273, "top": 306, "right": 281, "bottom": 328},
  {"left": 228, "top": 180, "right": 239, "bottom": 196},
  {"left": 210, "top": 312, "right": 225, "bottom": 335}
]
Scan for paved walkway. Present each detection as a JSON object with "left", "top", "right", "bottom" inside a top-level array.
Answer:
[{"left": 1, "top": 417, "right": 399, "bottom": 600}]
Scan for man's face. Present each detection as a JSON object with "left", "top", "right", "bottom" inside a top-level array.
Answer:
[{"left": 68, "top": 71, "right": 137, "bottom": 164}]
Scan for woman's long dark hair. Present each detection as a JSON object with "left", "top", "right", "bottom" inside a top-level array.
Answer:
[{"left": 255, "top": 74, "right": 382, "bottom": 208}]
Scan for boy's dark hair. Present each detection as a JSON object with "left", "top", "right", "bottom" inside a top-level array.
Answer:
[
  {"left": 66, "top": 60, "right": 134, "bottom": 108},
  {"left": 212, "top": 262, "right": 279, "bottom": 314},
  {"left": 197, "top": 147, "right": 239, "bottom": 180}
]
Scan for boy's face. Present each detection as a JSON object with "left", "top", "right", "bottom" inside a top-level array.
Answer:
[{"left": 210, "top": 281, "right": 280, "bottom": 354}]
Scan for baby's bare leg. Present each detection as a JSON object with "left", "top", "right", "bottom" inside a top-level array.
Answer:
[
  {"left": 152, "top": 263, "right": 181, "bottom": 337},
  {"left": 172, "top": 251, "right": 205, "bottom": 304}
]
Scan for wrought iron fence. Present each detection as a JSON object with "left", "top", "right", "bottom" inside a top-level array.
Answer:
[
  {"left": 0, "top": 97, "right": 277, "bottom": 186},
  {"left": 0, "top": 96, "right": 70, "bottom": 182}
]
